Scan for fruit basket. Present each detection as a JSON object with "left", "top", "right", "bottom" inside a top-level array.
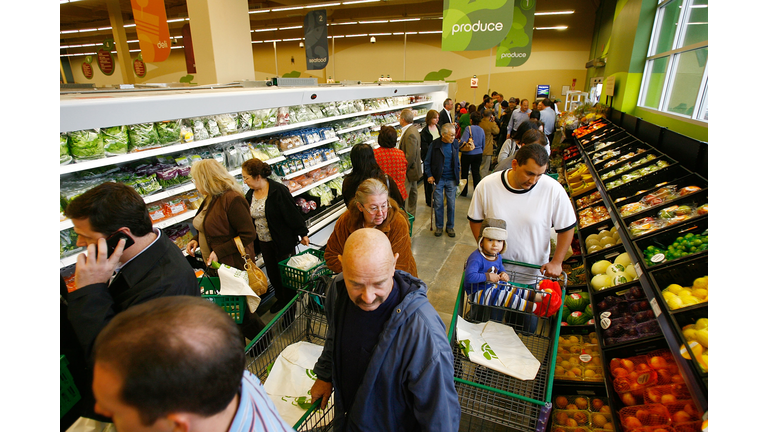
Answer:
[
  {"left": 618, "top": 404, "right": 672, "bottom": 430},
  {"left": 650, "top": 256, "right": 708, "bottom": 312},
  {"left": 588, "top": 252, "right": 639, "bottom": 293},
  {"left": 633, "top": 219, "right": 708, "bottom": 270},
  {"left": 551, "top": 409, "right": 591, "bottom": 429}
]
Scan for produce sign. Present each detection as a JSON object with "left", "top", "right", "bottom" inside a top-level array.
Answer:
[
  {"left": 441, "top": 0, "right": 516, "bottom": 51},
  {"left": 82, "top": 61, "right": 94, "bottom": 79}
]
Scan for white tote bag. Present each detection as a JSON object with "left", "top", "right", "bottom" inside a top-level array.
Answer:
[
  {"left": 217, "top": 263, "right": 261, "bottom": 312},
  {"left": 455, "top": 316, "right": 541, "bottom": 381}
]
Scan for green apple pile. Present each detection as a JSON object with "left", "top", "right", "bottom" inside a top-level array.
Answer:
[{"left": 590, "top": 252, "right": 638, "bottom": 291}]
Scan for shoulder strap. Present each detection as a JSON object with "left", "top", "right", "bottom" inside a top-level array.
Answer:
[{"left": 233, "top": 236, "right": 246, "bottom": 256}]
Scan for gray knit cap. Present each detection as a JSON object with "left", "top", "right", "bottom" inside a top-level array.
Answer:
[{"left": 478, "top": 218, "right": 507, "bottom": 255}]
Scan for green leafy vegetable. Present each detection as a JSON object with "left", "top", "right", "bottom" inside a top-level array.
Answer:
[
  {"left": 156, "top": 120, "right": 182, "bottom": 146},
  {"left": 60, "top": 134, "right": 72, "bottom": 164},
  {"left": 101, "top": 125, "right": 129, "bottom": 155},
  {"left": 127, "top": 123, "right": 160, "bottom": 151},
  {"left": 69, "top": 129, "right": 105, "bottom": 161}
]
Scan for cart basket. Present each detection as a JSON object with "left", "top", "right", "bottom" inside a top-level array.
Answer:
[{"left": 278, "top": 248, "right": 332, "bottom": 291}]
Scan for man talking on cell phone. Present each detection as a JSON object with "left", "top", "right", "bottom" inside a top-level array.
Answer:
[{"left": 62, "top": 182, "right": 199, "bottom": 422}]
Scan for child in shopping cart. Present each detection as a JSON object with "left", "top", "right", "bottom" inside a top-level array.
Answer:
[{"left": 464, "top": 218, "right": 562, "bottom": 321}]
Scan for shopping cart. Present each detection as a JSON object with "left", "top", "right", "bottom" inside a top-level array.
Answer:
[
  {"left": 448, "top": 260, "right": 566, "bottom": 432},
  {"left": 244, "top": 266, "right": 335, "bottom": 431}
]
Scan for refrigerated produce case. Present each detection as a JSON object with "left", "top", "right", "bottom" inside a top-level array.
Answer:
[
  {"left": 559, "top": 113, "right": 707, "bottom": 426},
  {"left": 59, "top": 82, "right": 448, "bottom": 270}
]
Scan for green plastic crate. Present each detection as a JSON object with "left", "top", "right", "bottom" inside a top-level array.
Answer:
[
  {"left": 278, "top": 249, "right": 330, "bottom": 290},
  {"left": 199, "top": 276, "right": 246, "bottom": 324},
  {"left": 405, "top": 210, "right": 414, "bottom": 237},
  {"left": 61, "top": 355, "right": 81, "bottom": 419}
]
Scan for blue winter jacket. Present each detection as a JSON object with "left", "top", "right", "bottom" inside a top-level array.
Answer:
[{"left": 313, "top": 270, "right": 460, "bottom": 432}]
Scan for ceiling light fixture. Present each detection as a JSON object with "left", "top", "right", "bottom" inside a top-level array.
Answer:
[
  {"left": 358, "top": 20, "right": 388, "bottom": 24},
  {"left": 249, "top": 9, "right": 270, "bottom": 14},
  {"left": 534, "top": 26, "right": 568, "bottom": 30},
  {"left": 389, "top": 18, "right": 420, "bottom": 22},
  {"left": 279, "top": 26, "right": 303, "bottom": 30},
  {"left": 418, "top": 30, "right": 442, "bottom": 34},
  {"left": 271, "top": 6, "right": 305, "bottom": 12},
  {"left": 330, "top": 21, "right": 358, "bottom": 25},
  {"left": 252, "top": 28, "right": 278, "bottom": 32},
  {"left": 306, "top": 2, "right": 341, "bottom": 8},
  {"left": 342, "top": 0, "right": 380, "bottom": 4},
  {"left": 534, "top": 10, "right": 574, "bottom": 15}
]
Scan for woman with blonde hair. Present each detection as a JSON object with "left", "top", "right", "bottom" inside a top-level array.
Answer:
[{"left": 324, "top": 177, "right": 417, "bottom": 276}]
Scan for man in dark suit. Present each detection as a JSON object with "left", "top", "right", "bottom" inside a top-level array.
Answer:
[
  {"left": 398, "top": 108, "right": 422, "bottom": 215},
  {"left": 437, "top": 98, "right": 454, "bottom": 131}
]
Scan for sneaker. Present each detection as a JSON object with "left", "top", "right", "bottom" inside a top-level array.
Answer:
[
  {"left": 446, "top": 228, "right": 456, "bottom": 237},
  {"left": 434, "top": 228, "right": 443, "bottom": 237}
]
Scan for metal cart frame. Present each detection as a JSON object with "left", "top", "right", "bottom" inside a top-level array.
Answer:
[
  {"left": 244, "top": 277, "right": 335, "bottom": 431},
  {"left": 448, "top": 260, "right": 566, "bottom": 432}
]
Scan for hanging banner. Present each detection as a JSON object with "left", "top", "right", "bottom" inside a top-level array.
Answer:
[
  {"left": 304, "top": 10, "right": 328, "bottom": 70},
  {"left": 442, "top": 0, "right": 516, "bottom": 51},
  {"left": 97, "top": 39, "right": 115, "bottom": 76},
  {"left": 134, "top": 54, "right": 147, "bottom": 78},
  {"left": 496, "top": 0, "right": 535, "bottom": 67},
  {"left": 129, "top": 0, "right": 171, "bottom": 62}
]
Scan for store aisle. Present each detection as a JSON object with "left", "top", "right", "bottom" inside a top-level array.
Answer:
[{"left": 409, "top": 186, "right": 478, "bottom": 329}]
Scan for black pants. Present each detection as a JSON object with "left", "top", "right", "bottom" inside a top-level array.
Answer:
[
  {"left": 260, "top": 240, "right": 293, "bottom": 307},
  {"left": 423, "top": 173, "right": 434, "bottom": 206},
  {"left": 460, "top": 153, "right": 482, "bottom": 195}
]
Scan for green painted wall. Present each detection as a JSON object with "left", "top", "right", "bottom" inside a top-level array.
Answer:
[{"left": 592, "top": 0, "right": 708, "bottom": 142}]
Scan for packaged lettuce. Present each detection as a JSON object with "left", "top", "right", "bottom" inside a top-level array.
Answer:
[
  {"left": 135, "top": 174, "right": 162, "bottom": 196},
  {"left": 60, "top": 133, "right": 72, "bottom": 165},
  {"left": 189, "top": 118, "right": 210, "bottom": 141},
  {"left": 179, "top": 122, "right": 194, "bottom": 143},
  {"left": 101, "top": 125, "right": 129, "bottom": 156},
  {"left": 204, "top": 117, "right": 221, "bottom": 138},
  {"left": 156, "top": 119, "right": 182, "bottom": 146},
  {"left": 237, "top": 111, "right": 253, "bottom": 132},
  {"left": 69, "top": 129, "right": 105, "bottom": 161},
  {"left": 214, "top": 113, "right": 238, "bottom": 135},
  {"left": 127, "top": 123, "right": 160, "bottom": 151}
]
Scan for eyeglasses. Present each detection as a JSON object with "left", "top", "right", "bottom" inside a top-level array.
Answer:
[{"left": 361, "top": 203, "right": 390, "bottom": 215}]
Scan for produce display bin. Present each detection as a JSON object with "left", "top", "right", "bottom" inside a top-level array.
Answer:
[
  {"left": 60, "top": 355, "right": 81, "bottom": 419},
  {"left": 244, "top": 289, "right": 334, "bottom": 431},
  {"left": 278, "top": 248, "right": 331, "bottom": 290},
  {"left": 199, "top": 276, "right": 246, "bottom": 324},
  {"left": 448, "top": 260, "right": 566, "bottom": 432}
]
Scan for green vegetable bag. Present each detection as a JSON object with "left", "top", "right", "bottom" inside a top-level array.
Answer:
[
  {"left": 127, "top": 123, "right": 160, "bottom": 151},
  {"left": 69, "top": 129, "right": 105, "bottom": 161},
  {"left": 60, "top": 133, "right": 72, "bottom": 165},
  {"left": 101, "top": 125, "right": 129, "bottom": 156}
]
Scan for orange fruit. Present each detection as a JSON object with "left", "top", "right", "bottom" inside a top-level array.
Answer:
[
  {"left": 649, "top": 356, "right": 668, "bottom": 369},
  {"left": 612, "top": 367, "right": 629, "bottom": 377},
  {"left": 624, "top": 416, "right": 642, "bottom": 428},
  {"left": 574, "top": 397, "right": 588, "bottom": 410},
  {"left": 555, "top": 396, "right": 568, "bottom": 409},
  {"left": 661, "top": 394, "right": 677, "bottom": 404},
  {"left": 592, "top": 398, "right": 604, "bottom": 411},
  {"left": 592, "top": 414, "right": 608, "bottom": 428}
]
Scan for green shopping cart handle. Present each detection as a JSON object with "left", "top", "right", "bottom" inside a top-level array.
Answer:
[
  {"left": 501, "top": 260, "right": 543, "bottom": 269},
  {"left": 292, "top": 398, "right": 324, "bottom": 430}
]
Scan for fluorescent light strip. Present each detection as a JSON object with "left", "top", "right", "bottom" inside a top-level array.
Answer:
[
  {"left": 344, "top": 34, "right": 368, "bottom": 37},
  {"left": 279, "top": 26, "right": 303, "bottom": 30},
  {"left": 534, "top": 10, "right": 574, "bottom": 15},
  {"left": 534, "top": 26, "right": 568, "bottom": 30},
  {"left": 331, "top": 21, "right": 358, "bottom": 25},
  {"left": 369, "top": 32, "right": 392, "bottom": 36},
  {"left": 307, "top": 2, "right": 341, "bottom": 8},
  {"left": 252, "top": 28, "right": 278, "bottom": 32},
  {"left": 124, "top": 23, "right": 136, "bottom": 28},
  {"left": 249, "top": 9, "right": 270, "bottom": 14},
  {"left": 98, "top": 26, "right": 112, "bottom": 31},
  {"left": 283, "top": 38, "right": 302, "bottom": 42},
  {"left": 79, "top": 28, "right": 98, "bottom": 32},
  {"left": 389, "top": 18, "right": 420, "bottom": 22},
  {"left": 272, "top": 6, "right": 304, "bottom": 12},
  {"left": 342, "top": 0, "right": 380, "bottom": 4},
  {"left": 358, "top": 20, "right": 388, "bottom": 24},
  {"left": 167, "top": 18, "right": 188, "bottom": 23},
  {"left": 418, "top": 30, "right": 442, "bottom": 34}
]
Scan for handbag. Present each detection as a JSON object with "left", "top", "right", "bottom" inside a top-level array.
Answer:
[
  {"left": 233, "top": 236, "right": 270, "bottom": 296},
  {"left": 460, "top": 124, "right": 475, "bottom": 152}
]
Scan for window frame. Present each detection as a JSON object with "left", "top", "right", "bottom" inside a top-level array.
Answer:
[{"left": 637, "top": 0, "right": 708, "bottom": 123}]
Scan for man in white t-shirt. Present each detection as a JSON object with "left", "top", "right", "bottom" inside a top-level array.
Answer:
[{"left": 467, "top": 143, "right": 576, "bottom": 278}]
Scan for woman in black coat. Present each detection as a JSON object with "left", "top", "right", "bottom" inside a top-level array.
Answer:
[
  {"left": 341, "top": 143, "right": 404, "bottom": 208},
  {"left": 420, "top": 109, "right": 441, "bottom": 207},
  {"left": 242, "top": 158, "right": 310, "bottom": 313}
]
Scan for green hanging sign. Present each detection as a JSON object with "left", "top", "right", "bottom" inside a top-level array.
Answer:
[
  {"left": 441, "top": 0, "right": 516, "bottom": 51},
  {"left": 496, "top": 0, "right": 536, "bottom": 67}
]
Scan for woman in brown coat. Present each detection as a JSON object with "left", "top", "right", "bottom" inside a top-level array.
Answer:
[
  {"left": 325, "top": 178, "right": 417, "bottom": 277},
  {"left": 185, "top": 159, "right": 265, "bottom": 339}
]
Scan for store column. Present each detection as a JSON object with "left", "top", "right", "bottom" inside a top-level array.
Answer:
[
  {"left": 186, "top": 0, "right": 255, "bottom": 85},
  {"left": 106, "top": 0, "right": 135, "bottom": 84}
]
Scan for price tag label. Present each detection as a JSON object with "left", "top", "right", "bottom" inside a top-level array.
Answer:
[
  {"left": 636, "top": 372, "right": 651, "bottom": 384},
  {"left": 651, "top": 253, "right": 666, "bottom": 264},
  {"left": 579, "top": 353, "right": 593, "bottom": 363},
  {"left": 650, "top": 298, "right": 662, "bottom": 317},
  {"left": 634, "top": 263, "right": 643, "bottom": 278},
  {"left": 600, "top": 311, "right": 611, "bottom": 319},
  {"left": 600, "top": 317, "right": 611, "bottom": 329}
]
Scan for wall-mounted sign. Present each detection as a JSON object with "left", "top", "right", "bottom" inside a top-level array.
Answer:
[
  {"left": 82, "top": 56, "right": 94, "bottom": 80},
  {"left": 470, "top": 75, "right": 478, "bottom": 88},
  {"left": 97, "top": 39, "right": 115, "bottom": 76},
  {"left": 129, "top": 0, "right": 171, "bottom": 62},
  {"left": 496, "top": 0, "right": 535, "bottom": 67},
  {"left": 304, "top": 10, "right": 328, "bottom": 70},
  {"left": 442, "top": 0, "right": 516, "bottom": 51},
  {"left": 134, "top": 54, "right": 147, "bottom": 78}
]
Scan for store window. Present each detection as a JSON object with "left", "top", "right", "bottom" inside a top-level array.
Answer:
[{"left": 638, "top": 0, "right": 708, "bottom": 122}]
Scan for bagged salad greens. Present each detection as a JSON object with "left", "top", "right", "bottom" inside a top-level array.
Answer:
[
  {"left": 101, "top": 125, "right": 129, "bottom": 156},
  {"left": 60, "top": 133, "right": 72, "bottom": 165},
  {"left": 127, "top": 123, "right": 160, "bottom": 151},
  {"left": 251, "top": 108, "right": 277, "bottom": 129},
  {"left": 69, "top": 129, "right": 105, "bottom": 161},
  {"left": 237, "top": 111, "right": 254, "bottom": 132},
  {"left": 156, "top": 119, "right": 182, "bottom": 146},
  {"left": 214, "top": 113, "right": 238, "bottom": 135},
  {"left": 189, "top": 118, "right": 210, "bottom": 141},
  {"left": 179, "top": 122, "right": 194, "bottom": 143}
]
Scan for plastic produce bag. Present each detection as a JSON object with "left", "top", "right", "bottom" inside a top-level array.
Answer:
[
  {"left": 189, "top": 118, "right": 210, "bottom": 141},
  {"left": 217, "top": 263, "right": 261, "bottom": 312},
  {"left": 262, "top": 341, "right": 327, "bottom": 427},
  {"left": 127, "top": 123, "right": 160, "bottom": 151},
  {"left": 156, "top": 119, "right": 182, "bottom": 146},
  {"left": 69, "top": 129, "right": 105, "bottom": 161},
  {"left": 455, "top": 316, "right": 541, "bottom": 381},
  {"left": 60, "top": 133, "right": 73, "bottom": 165},
  {"left": 214, "top": 113, "right": 238, "bottom": 135},
  {"left": 203, "top": 117, "right": 221, "bottom": 138},
  {"left": 100, "top": 125, "right": 129, "bottom": 156},
  {"left": 286, "top": 253, "right": 321, "bottom": 271},
  {"left": 237, "top": 111, "right": 253, "bottom": 132}
]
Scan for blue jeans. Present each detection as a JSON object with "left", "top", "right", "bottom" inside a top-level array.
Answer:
[{"left": 433, "top": 178, "right": 457, "bottom": 229}]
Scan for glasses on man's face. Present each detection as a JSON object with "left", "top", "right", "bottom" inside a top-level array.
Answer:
[{"left": 362, "top": 203, "right": 390, "bottom": 215}]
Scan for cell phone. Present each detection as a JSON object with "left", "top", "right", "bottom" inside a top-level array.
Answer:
[{"left": 106, "top": 231, "right": 135, "bottom": 257}]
